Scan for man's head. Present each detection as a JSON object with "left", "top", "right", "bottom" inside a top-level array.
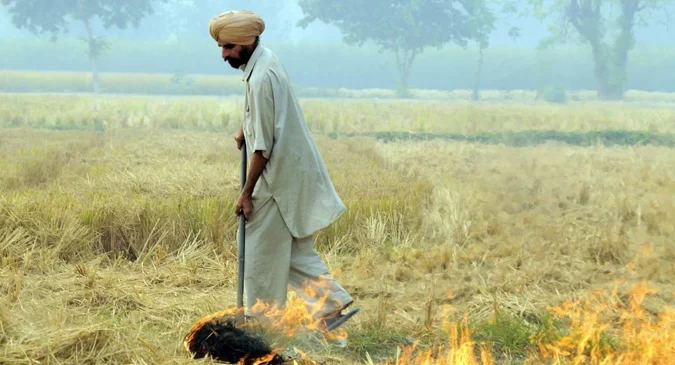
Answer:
[
  {"left": 208, "top": 10, "right": 265, "bottom": 70},
  {"left": 218, "top": 37, "right": 258, "bottom": 69}
]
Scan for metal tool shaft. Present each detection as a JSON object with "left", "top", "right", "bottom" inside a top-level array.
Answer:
[{"left": 236, "top": 143, "right": 246, "bottom": 323}]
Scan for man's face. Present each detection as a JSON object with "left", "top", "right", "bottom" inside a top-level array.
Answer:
[{"left": 219, "top": 41, "right": 253, "bottom": 69}]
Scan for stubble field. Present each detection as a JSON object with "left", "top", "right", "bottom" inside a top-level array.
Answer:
[{"left": 0, "top": 93, "right": 674, "bottom": 364}]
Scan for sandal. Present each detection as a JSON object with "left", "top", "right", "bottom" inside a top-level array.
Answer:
[{"left": 319, "top": 301, "right": 360, "bottom": 332}]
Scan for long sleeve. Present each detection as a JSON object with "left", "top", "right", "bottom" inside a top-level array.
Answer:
[{"left": 248, "top": 73, "right": 275, "bottom": 160}]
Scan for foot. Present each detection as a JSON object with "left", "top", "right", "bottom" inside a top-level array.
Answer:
[{"left": 318, "top": 301, "right": 360, "bottom": 332}]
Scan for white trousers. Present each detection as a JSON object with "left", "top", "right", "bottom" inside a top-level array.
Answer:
[{"left": 236, "top": 196, "right": 353, "bottom": 322}]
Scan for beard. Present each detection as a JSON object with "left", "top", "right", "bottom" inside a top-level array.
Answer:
[{"left": 224, "top": 46, "right": 253, "bottom": 69}]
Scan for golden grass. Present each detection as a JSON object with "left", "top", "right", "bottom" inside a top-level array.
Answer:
[
  {"left": 1, "top": 94, "right": 674, "bottom": 364},
  {"left": 0, "top": 70, "right": 245, "bottom": 95},
  {"left": 374, "top": 139, "right": 675, "bottom": 314},
  {"left": 2, "top": 94, "right": 675, "bottom": 135},
  {"left": 0, "top": 126, "right": 431, "bottom": 363}
]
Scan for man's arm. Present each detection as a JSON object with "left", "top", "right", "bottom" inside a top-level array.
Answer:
[
  {"left": 244, "top": 74, "right": 275, "bottom": 194},
  {"left": 236, "top": 74, "right": 275, "bottom": 219},
  {"left": 242, "top": 150, "right": 267, "bottom": 197},
  {"left": 235, "top": 75, "right": 276, "bottom": 221},
  {"left": 235, "top": 125, "right": 244, "bottom": 150}
]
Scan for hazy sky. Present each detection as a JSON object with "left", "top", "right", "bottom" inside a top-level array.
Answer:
[{"left": 0, "top": 0, "right": 671, "bottom": 48}]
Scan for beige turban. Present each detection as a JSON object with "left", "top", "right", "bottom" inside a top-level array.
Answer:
[{"left": 209, "top": 10, "right": 265, "bottom": 45}]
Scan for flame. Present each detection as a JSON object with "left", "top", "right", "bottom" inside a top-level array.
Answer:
[
  {"left": 238, "top": 352, "right": 279, "bottom": 365},
  {"left": 186, "top": 271, "right": 672, "bottom": 365},
  {"left": 247, "top": 274, "right": 351, "bottom": 342},
  {"left": 380, "top": 313, "right": 492, "bottom": 365},
  {"left": 184, "top": 275, "right": 352, "bottom": 363},
  {"left": 380, "top": 281, "right": 673, "bottom": 365},
  {"left": 535, "top": 281, "right": 673, "bottom": 365},
  {"left": 294, "top": 348, "right": 320, "bottom": 365}
]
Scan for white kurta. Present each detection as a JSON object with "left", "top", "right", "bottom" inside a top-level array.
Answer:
[
  {"left": 241, "top": 44, "right": 346, "bottom": 239},
  {"left": 236, "top": 44, "right": 353, "bottom": 320}
]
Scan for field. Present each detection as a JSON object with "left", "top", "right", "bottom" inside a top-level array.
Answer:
[
  {"left": 1, "top": 92, "right": 674, "bottom": 364},
  {"left": 4, "top": 70, "right": 675, "bottom": 103}
]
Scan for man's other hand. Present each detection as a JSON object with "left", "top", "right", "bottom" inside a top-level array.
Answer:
[
  {"left": 235, "top": 192, "right": 253, "bottom": 221},
  {"left": 235, "top": 126, "right": 245, "bottom": 150}
]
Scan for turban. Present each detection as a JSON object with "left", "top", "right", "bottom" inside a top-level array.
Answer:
[{"left": 209, "top": 10, "right": 265, "bottom": 45}]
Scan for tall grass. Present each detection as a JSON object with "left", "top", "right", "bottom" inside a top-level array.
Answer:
[
  {"left": 2, "top": 93, "right": 675, "bottom": 135},
  {"left": 0, "top": 128, "right": 431, "bottom": 264},
  {"left": 0, "top": 70, "right": 244, "bottom": 95}
]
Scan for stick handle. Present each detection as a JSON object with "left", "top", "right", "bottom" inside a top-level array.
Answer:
[{"left": 236, "top": 143, "right": 246, "bottom": 321}]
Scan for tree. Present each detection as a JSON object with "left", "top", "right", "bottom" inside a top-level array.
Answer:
[
  {"left": 472, "top": 0, "right": 522, "bottom": 101},
  {"left": 527, "top": 0, "right": 673, "bottom": 100},
  {"left": 297, "top": 0, "right": 496, "bottom": 97},
  {"left": 1, "top": 0, "right": 167, "bottom": 93},
  {"left": 149, "top": 0, "right": 310, "bottom": 44}
]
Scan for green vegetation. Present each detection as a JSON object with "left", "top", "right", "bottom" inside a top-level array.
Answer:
[
  {"left": 538, "top": 83, "right": 568, "bottom": 103},
  {"left": 2, "top": 94, "right": 675, "bottom": 136},
  {"left": 330, "top": 130, "right": 675, "bottom": 147}
]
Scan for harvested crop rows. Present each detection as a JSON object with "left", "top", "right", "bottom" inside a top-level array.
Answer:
[{"left": 1, "top": 94, "right": 673, "bottom": 364}]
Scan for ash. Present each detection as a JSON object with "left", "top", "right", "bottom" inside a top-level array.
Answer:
[{"left": 185, "top": 315, "right": 285, "bottom": 365}]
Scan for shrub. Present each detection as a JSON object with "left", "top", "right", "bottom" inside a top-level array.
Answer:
[{"left": 538, "top": 84, "right": 569, "bottom": 104}]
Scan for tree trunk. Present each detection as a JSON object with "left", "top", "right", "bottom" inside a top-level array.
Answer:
[
  {"left": 588, "top": 42, "right": 620, "bottom": 99},
  {"left": 601, "top": 0, "right": 641, "bottom": 100},
  {"left": 82, "top": 18, "right": 100, "bottom": 94},
  {"left": 592, "top": 52, "right": 625, "bottom": 100},
  {"left": 394, "top": 48, "right": 417, "bottom": 98},
  {"left": 568, "top": 0, "right": 641, "bottom": 100},
  {"left": 472, "top": 46, "right": 485, "bottom": 101}
]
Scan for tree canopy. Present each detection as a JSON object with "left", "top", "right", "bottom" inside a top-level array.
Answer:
[
  {"left": 1, "top": 0, "right": 167, "bottom": 92},
  {"left": 525, "top": 0, "right": 673, "bottom": 99},
  {"left": 1, "top": 0, "right": 166, "bottom": 38},
  {"left": 297, "top": 0, "right": 496, "bottom": 96}
]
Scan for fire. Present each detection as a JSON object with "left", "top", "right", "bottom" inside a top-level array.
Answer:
[
  {"left": 186, "top": 272, "right": 672, "bottom": 365},
  {"left": 184, "top": 275, "right": 352, "bottom": 364},
  {"left": 380, "top": 281, "right": 672, "bottom": 365},
  {"left": 535, "top": 281, "right": 674, "bottom": 365},
  {"left": 239, "top": 352, "right": 279, "bottom": 365},
  {"left": 246, "top": 274, "right": 351, "bottom": 342},
  {"left": 379, "top": 313, "right": 493, "bottom": 365}
]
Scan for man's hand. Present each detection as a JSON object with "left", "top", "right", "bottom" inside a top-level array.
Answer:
[
  {"left": 235, "top": 150, "right": 268, "bottom": 222},
  {"left": 234, "top": 126, "right": 245, "bottom": 150},
  {"left": 235, "top": 191, "right": 253, "bottom": 221}
]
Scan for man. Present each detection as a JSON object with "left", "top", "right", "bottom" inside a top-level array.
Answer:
[{"left": 208, "top": 10, "right": 359, "bottom": 332}]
